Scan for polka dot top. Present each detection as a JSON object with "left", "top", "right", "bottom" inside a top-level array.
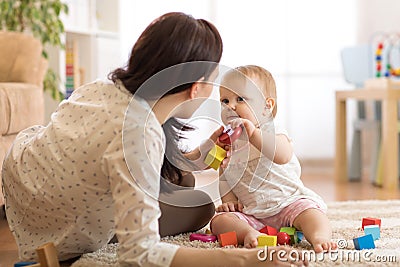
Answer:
[{"left": 2, "top": 80, "right": 179, "bottom": 266}]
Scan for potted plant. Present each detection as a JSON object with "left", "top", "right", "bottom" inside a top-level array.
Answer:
[{"left": 0, "top": 0, "right": 68, "bottom": 101}]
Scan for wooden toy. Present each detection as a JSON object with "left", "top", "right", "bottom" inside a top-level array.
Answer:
[
  {"left": 22, "top": 242, "right": 60, "bottom": 267},
  {"left": 362, "top": 217, "right": 381, "bottom": 229},
  {"left": 219, "top": 125, "right": 243, "bottom": 144},
  {"left": 204, "top": 144, "right": 227, "bottom": 170},
  {"left": 276, "top": 232, "right": 291, "bottom": 245},
  {"left": 296, "top": 231, "right": 305, "bottom": 243},
  {"left": 218, "top": 231, "right": 238, "bottom": 247},
  {"left": 189, "top": 233, "right": 217, "bottom": 242},
  {"left": 279, "top": 227, "right": 297, "bottom": 244},
  {"left": 259, "top": 225, "right": 277, "bottom": 236},
  {"left": 14, "top": 262, "right": 37, "bottom": 267},
  {"left": 364, "top": 225, "right": 380, "bottom": 240},
  {"left": 257, "top": 235, "right": 277, "bottom": 247},
  {"left": 204, "top": 125, "right": 243, "bottom": 170},
  {"left": 353, "top": 234, "right": 375, "bottom": 250}
]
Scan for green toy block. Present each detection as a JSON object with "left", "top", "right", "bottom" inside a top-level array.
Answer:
[
  {"left": 280, "top": 227, "right": 297, "bottom": 244},
  {"left": 204, "top": 145, "right": 226, "bottom": 170}
]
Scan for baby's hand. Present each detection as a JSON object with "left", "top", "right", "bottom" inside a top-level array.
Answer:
[
  {"left": 227, "top": 118, "right": 257, "bottom": 142},
  {"left": 216, "top": 201, "right": 243, "bottom": 212}
]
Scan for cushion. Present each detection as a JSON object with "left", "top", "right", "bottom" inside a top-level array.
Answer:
[
  {"left": 0, "top": 31, "right": 44, "bottom": 85},
  {"left": 0, "top": 82, "right": 44, "bottom": 135}
]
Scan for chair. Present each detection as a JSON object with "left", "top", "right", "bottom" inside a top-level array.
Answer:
[
  {"left": 341, "top": 44, "right": 380, "bottom": 182},
  {"left": 0, "top": 31, "right": 47, "bottom": 206}
]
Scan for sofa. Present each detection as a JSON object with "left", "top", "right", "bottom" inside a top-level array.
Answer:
[{"left": 0, "top": 31, "right": 47, "bottom": 206}]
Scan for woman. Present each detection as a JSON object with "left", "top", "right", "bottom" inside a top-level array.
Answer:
[{"left": 2, "top": 12, "right": 306, "bottom": 266}]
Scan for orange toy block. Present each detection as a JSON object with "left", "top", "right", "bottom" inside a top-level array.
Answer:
[
  {"left": 218, "top": 231, "right": 238, "bottom": 247},
  {"left": 362, "top": 217, "right": 381, "bottom": 229}
]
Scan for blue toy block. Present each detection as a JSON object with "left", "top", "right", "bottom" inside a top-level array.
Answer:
[
  {"left": 364, "top": 225, "right": 380, "bottom": 240},
  {"left": 14, "top": 262, "right": 37, "bottom": 267},
  {"left": 296, "top": 231, "right": 305, "bottom": 243},
  {"left": 353, "top": 234, "right": 375, "bottom": 250}
]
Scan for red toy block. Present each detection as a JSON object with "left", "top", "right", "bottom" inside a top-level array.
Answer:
[
  {"left": 362, "top": 217, "right": 381, "bottom": 229},
  {"left": 259, "top": 225, "right": 278, "bottom": 236},
  {"left": 218, "top": 231, "right": 238, "bottom": 247}
]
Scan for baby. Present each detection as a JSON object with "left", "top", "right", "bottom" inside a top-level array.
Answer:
[{"left": 210, "top": 65, "right": 337, "bottom": 253}]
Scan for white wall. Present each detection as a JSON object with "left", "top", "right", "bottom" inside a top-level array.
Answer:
[{"left": 117, "top": 0, "right": 400, "bottom": 159}]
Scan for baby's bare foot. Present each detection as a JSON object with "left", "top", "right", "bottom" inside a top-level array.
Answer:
[
  {"left": 243, "top": 230, "right": 261, "bottom": 248},
  {"left": 312, "top": 237, "right": 338, "bottom": 253}
]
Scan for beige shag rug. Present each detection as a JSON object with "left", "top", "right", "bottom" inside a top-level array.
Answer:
[{"left": 71, "top": 200, "right": 400, "bottom": 266}]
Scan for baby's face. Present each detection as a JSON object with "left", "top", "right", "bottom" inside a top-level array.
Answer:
[{"left": 219, "top": 85, "right": 259, "bottom": 126}]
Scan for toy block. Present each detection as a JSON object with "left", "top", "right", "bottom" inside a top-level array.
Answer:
[
  {"left": 20, "top": 243, "right": 60, "bottom": 267},
  {"left": 257, "top": 235, "right": 277, "bottom": 247},
  {"left": 362, "top": 217, "right": 381, "bottom": 229},
  {"left": 23, "top": 242, "right": 60, "bottom": 267},
  {"left": 14, "top": 262, "right": 38, "bottom": 267},
  {"left": 218, "top": 231, "right": 238, "bottom": 247},
  {"left": 279, "top": 227, "right": 297, "bottom": 244},
  {"left": 364, "top": 225, "right": 380, "bottom": 240},
  {"left": 259, "top": 225, "right": 277, "bottom": 236},
  {"left": 204, "top": 145, "right": 227, "bottom": 170},
  {"left": 296, "top": 231, "right": 305, "bottom": 243},
  {"left": 353, "top": 234, "right": 375, "bottom": 250}
]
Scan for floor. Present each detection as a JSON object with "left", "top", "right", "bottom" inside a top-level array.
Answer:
[{"left": 1, "top": 160, "right": 399, "bottom": 267}]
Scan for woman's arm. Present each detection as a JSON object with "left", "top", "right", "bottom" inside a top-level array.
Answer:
[{"left": 171, "top": 246, "right": 307, "bottom": 267}]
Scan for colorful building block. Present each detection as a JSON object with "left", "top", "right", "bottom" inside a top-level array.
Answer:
[
  {"left": 362, "top": 217, "right": 381, "bottom": 229},
  {"left": 364, "top": 225, "right": 380, "bottom": 240},
  {"left": 218, "top": 231, "right": 238, "bottom": 247},
  {"left": 296, "top": 231, "right": 305, "bottom": 243},
  {"left": 353, "top": 234, "right": 375, "bottom": 250},
  {"left": 259, "top": 225, "right": 278, "bottom": 236},
  {"left": 257, "top": 235, "right": 277, "bottom": 247},
  {"left": 279, "top": 227, "right": 297, "bottom": 244},
  {"left": 204, "top": 145, "right": 227, "bottom": 170},
  {"left": 277, "top": 232, "right": 291, "bottom": 245}
]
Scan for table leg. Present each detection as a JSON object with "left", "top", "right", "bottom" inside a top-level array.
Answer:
[
  {"left": 335, "top": 97, "right": 347, "bottom": 183},
  {"left": 382, "top": 96, "right": 398, "bottom": 190}
]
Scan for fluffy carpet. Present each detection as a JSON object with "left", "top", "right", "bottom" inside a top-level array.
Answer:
[{"left": 71, "top": 200, "right": 400, "bottom": 266}]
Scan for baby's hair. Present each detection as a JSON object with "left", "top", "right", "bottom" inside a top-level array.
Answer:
[{"left": 234, "top": 65, "right": 277, "bottom": 117}]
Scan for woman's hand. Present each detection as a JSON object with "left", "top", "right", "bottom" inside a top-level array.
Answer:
[
  {"left": 216, "top": 201, "right": 243, "bottom": 212},
  {"left": 184, "top": 126, "right": 231, "bottom": 170}
]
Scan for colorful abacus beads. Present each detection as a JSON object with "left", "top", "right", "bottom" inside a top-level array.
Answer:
[{"left": 375, "top": 42, "right": 384, "bottom": 78}]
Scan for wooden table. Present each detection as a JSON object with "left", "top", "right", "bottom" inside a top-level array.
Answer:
[{"left": 335, "top": 86, "right": 400, "bottom": 191}]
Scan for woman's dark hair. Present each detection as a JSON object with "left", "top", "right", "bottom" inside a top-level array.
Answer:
[{"left": 109, "top": 12, "right": 223, "bottom": 185}]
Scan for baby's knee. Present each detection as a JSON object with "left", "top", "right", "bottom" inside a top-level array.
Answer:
[{"left": 210, "top": 212, "right": 237, "bottom": 229}]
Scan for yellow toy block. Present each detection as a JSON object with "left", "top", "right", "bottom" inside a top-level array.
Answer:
[
  {"left": 257, "top": 235, "right": 277, "bottom": 247},
  {"left": 204, "top": 145, "right": 226, "bottom": 170}
]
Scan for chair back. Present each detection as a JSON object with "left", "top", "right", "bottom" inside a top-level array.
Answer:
[{"left": 341, "top": 44, "right": 374, "bottom": 88}]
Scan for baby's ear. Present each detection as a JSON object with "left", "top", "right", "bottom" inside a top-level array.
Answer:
[{"left": 266, "top": 98, "right": 275, "bottom": 109}]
